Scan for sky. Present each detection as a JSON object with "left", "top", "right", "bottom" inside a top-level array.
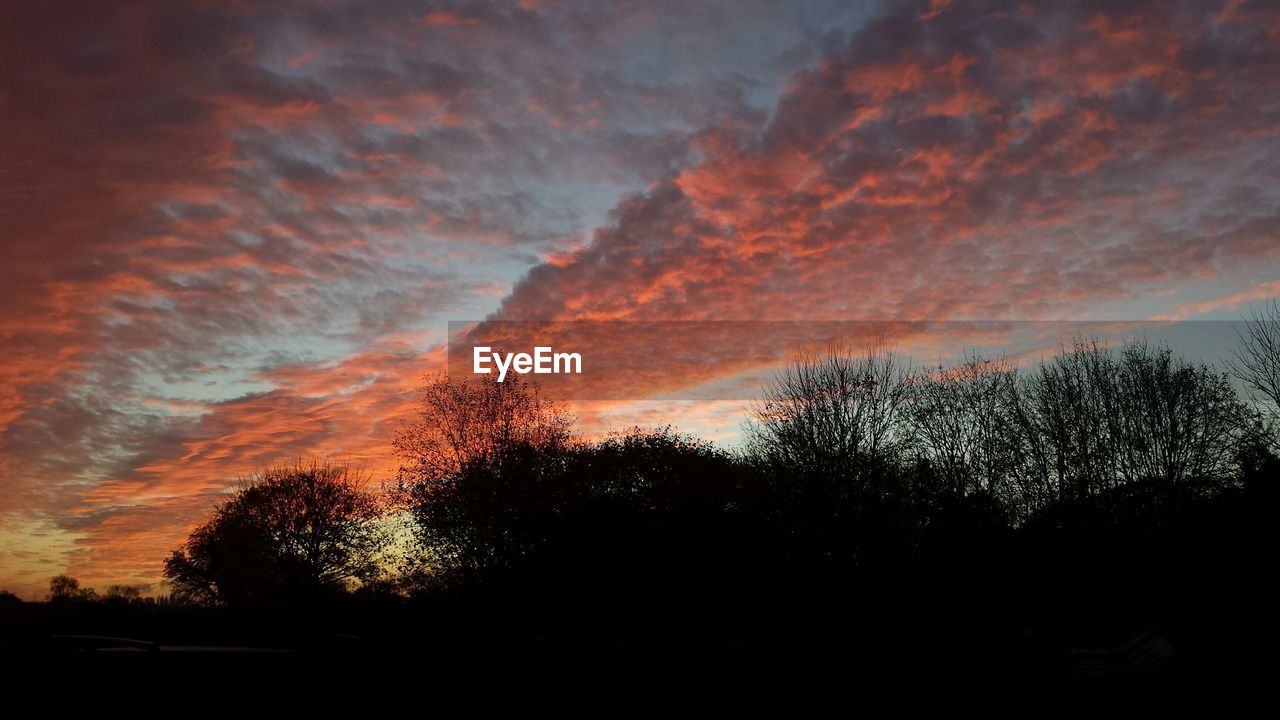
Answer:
[{"left": 2, "top": 0, "right": 1279, "bottom": 599}]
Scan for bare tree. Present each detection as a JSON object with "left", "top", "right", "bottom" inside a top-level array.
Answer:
[
  {"left": 1112, "top": 339, "right": 1250, "bottom": 487},
  {"left": 1010, "top": 337, "right": 1253, "bottom": 514},
  {"left": 1010, "top": 338, "right": 1137, "bottom": 506},
  {"left": 746, "top": 342, "right": 912, "bottom": 489},
  {"left": 393, "top": 372, "right": 575, "bottom": 488},
  {"left": 1228, "top": 298, "right": 1280, "bottom": 425},
  {"left": 906, "top": 354, "right": 1021, "bottom": 502},
  {"left": 393, "top": 373, "right": 576, "bottom": 579}
]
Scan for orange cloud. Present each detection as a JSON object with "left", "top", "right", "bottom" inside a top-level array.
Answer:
[{"left": 4, "top": 0, "right": 1279, "bottom": 598}]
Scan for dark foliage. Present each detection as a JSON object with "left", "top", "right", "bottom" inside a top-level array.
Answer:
[
  {"left": 163, "top": 460, "right": 387, "bottom": 607},
  {"left": 6, "top": 335, "right": 1278, "bottom": 692}
]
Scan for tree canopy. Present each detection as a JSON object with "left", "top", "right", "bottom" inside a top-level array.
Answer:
[{"left": 164, "top": 460, "right": 388, "bottom": 607}]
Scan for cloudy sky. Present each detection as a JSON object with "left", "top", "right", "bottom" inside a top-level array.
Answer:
[{"left": 2, "top": 0, "right": 1279, "bottom": 598}]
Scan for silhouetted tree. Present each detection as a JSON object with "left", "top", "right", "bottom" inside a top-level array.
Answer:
[
  {"left": 571, "top": 426, "right": 758, "bottom": 515},
  {"left": 515, "top": 427, "right": 767, "bottom": 637},
  {"left": 394, "top": 374, "right": 575, "bottom": 581},
  {"left": 906, "top": 354, "right": 1021, "bottom": 504},
  {"left": 1229, "top": 298, "right": 1280, "bottom": 425},
  {"left": 103, "top": 584, "right": 143, "bottom": 602},
  {"left": 399, "top": 410, "right": 768, "bottom": 594},
  {"left": 48, "top": 575, "right": 96, "bottom": 602},
  {"left": 164, "top": 460, "right": 388, "bottom": 607},
  {"left": 744, "top": 343, "right": 915, "bottom": 567},
  {"left": 1010, "top": 338, "right": 1254, "bottom": 516},
  {"left": 393, "top": 372, "right": 574, "bottom": 487},
  {"left": 745, "top": 343, "right": 911, "bottom": 486},
  {"left": 1111, "top": 340, "right": 1251, "bottom": 486}
]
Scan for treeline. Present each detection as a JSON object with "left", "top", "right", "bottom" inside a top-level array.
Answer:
[
  {"left": 750, "top": 338, "right": 1268, "bottom": 530},
  {"left": 143, "top": 331, "right": 1275, "bottom": 610},
  {"left": 12, "top": 319, "right": 1278, "bottom": 674}
]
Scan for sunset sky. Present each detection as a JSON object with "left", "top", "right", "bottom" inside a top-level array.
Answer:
[{"left": 3, "top": 0, "right": 1280, "bottom": 598}]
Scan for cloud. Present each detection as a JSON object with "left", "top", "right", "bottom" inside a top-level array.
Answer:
[
  {"left": 1, "top": 0, "right": 852, "bottom": 595},
  {"left": 497, "top": 0, "right": 1280, "bottom": 329},
  {"left": 4, "top": 0, "right": 1279, "bottom": 596}
]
